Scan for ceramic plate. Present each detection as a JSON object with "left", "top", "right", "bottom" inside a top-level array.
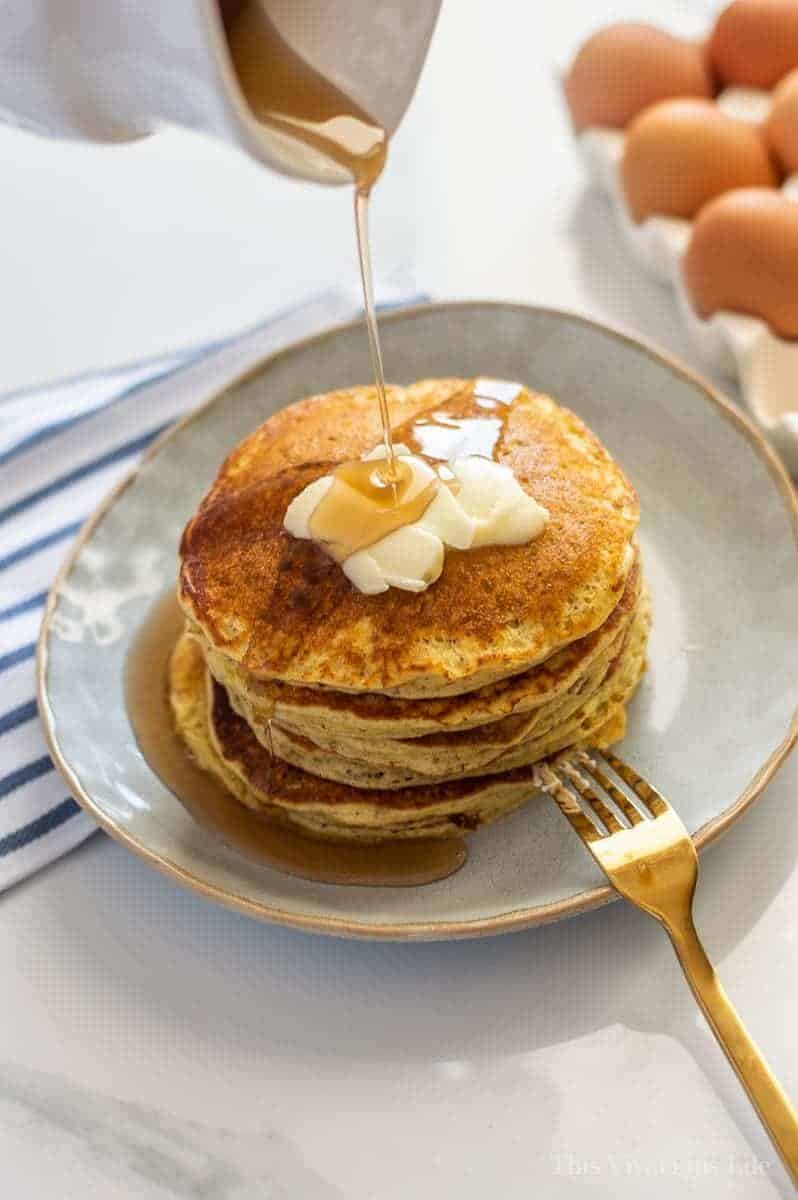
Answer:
[{"left": 38, "top": 303, "right": 798, "bottom": 940}]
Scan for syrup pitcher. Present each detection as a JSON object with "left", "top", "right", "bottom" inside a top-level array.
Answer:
[{"left": 0, "top": 0, "right": 441, "bottom": 183}]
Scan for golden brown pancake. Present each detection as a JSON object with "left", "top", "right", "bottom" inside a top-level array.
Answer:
[
  {"left": 179, "top": 379, "right": 639, "bottom": 696},
  {"left": 169, "top": 631, "right": 646, "bottom": 841},
  {"left": 228, "top": 589, "right": 651, "bottom": 789},
  {"left": 203, "top": 549, "right": 642, "bottom": 742}
]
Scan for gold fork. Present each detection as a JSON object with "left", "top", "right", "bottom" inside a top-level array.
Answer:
[{"left": 537, "top": 749, "right": 798, "bottom": 1186}]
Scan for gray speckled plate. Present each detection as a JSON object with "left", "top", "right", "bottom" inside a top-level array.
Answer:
[{"left": 37, "top": 303, "right": 798, "bottom": 940}]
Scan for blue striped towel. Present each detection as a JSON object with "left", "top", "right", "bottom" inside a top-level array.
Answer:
[{"left": 0, "top": 286, "right": 419, "bottom": 892}]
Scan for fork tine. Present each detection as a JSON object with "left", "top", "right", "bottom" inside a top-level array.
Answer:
[
  {"left": 602, "top": 750, "right": 668, "bottom": 816},
  {"left": 537, "top": 763, "right": 602, "bottom": 843},
  {"left": 575, "top": 751, "right": 645, "bottom": 826},
  {"left": 559, "top": 759, "right": 625, "bottom": 834}
]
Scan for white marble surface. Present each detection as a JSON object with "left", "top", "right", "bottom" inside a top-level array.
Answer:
[{"left": 2, "top": 1, "right": 797, "bottom": 1196}]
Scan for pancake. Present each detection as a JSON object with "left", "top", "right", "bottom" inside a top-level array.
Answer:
[
  {"left": 231, "top": 626, "right": 624, "bottom": 773},
  {"left": 173, "top": 375, "right": 649, "bottom": 843},
  {"left": 169, "top": 631, "right": 642, "bottom": 841},
  {"left": 179, "top": 379, "right": 639, "bottom": 697},
  {"left": 205, "top": 549, "right": 642, "bottom": 747},
  {"left": 233, "top": 588, "right": 650, "bottom": 789}
]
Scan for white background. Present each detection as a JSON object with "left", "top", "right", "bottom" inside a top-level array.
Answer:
[{"left": 3, "top": 2, "right": 797, "bottom": 1197}]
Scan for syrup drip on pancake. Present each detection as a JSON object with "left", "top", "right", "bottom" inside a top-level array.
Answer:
[
  {"left": 407, "top": 379, "right": 521, "bottom": 464},
  {"left": 309, "top": 457, "right": 439, "bottom": 564},
  {"left": 410, "top": 414, "right": 503, "bottom": 462},
  {"left": 265, "top": 716, "right": 275, "bottom": 787}
]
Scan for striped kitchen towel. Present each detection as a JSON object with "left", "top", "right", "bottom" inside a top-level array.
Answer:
[{"left": 0, "top": 287, "right": 422, "bottom": 892}]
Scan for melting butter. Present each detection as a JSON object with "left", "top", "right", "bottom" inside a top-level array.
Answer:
[
  {"left": 284, "top": 439, "right": 549, "bottom": 596},
  {"left": 308, "top": 456, "right": 439, "bottom": 563}
]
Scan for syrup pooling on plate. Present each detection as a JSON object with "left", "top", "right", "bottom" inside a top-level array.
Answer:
[{"left": 125, "top": 591, "right": 467, "bottom": 887}]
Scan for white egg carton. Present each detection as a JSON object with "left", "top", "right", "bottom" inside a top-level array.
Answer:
[{"left": 568, "top": 80, "right": 798, "bottom": 475}]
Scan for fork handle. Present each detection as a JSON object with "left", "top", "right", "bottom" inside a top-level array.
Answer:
[{"left": 665, "top": 916, "right": 798, "bottom": 1186}]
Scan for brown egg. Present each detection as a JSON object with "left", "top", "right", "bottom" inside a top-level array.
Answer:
[
  {"left": 564, "top": 23, "right": 713, "bottom": 132},
  {"left": 683, "top": 189, "right": 798, "bottom": 338},
  {"left": 709, "top": 0, "right": 798, "bottom": 88},
  {"left": 621, "top": 99, "right": 779, "bottom": 222},
  {"left": 765, "top": 68, "right": 798, "bottom": 171}
]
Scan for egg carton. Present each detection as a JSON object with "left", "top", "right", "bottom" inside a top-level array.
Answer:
[{"left": 566, "top": 78, "right": 798, "bottom": 475}]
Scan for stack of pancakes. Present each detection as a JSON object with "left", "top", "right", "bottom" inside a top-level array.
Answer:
[{"left": 173, "top": 378, "right": 649, "bottom": 841}]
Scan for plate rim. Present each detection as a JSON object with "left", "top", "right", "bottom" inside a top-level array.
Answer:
[{"left": 36, "top": 300, "right": 798, "bottom": 941}]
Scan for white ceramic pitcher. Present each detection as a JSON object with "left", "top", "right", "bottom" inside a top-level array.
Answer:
[{"left": 0, "top": 0, "right": 441, "bottom": 183}]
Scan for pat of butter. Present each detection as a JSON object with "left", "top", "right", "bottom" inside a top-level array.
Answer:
[{"left": 284, "top": 446, "right": 549, "bottom": 594}]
